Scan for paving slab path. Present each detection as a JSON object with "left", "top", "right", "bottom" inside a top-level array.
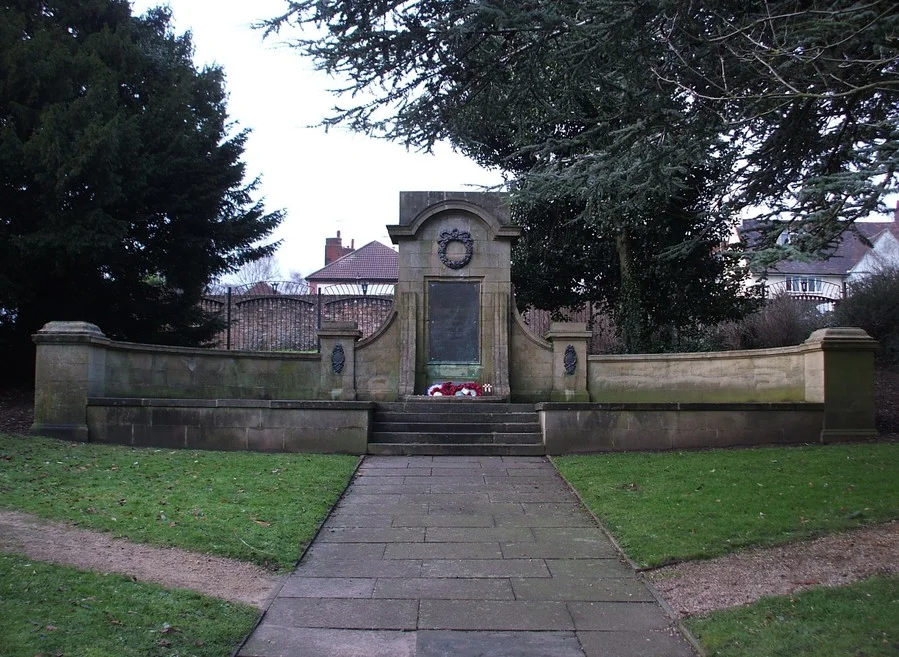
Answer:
[{"left": 239, "top": 456, "right": 697, "bottom": 657}]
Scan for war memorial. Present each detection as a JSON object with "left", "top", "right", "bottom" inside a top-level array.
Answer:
[{"left": 32, "top": 192, "right": 879, "bottom": 455}]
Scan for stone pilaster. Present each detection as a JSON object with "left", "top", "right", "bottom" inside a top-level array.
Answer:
[
  {"left": 32, "top": 321, "right": 110, "bottom": 441},
  {"left": 397, "top": 292, "right": 417, "bottom": 398},
  {"left": 318, "top": 321, "right": 363, "bottom": 401},
  {"left": 491, "top": 292, "right": 511, "bottom": 398},
  {"left": 546, "top": 322, "right": 592, "bottom": 402},
  {"left": 803, "top": 327, "right": 879, "bottom": 442}
]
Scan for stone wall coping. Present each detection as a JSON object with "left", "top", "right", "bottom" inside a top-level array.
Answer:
[
  {"left": 33, "top": 321, "right": 112, "bottom": 346},
  {"left": 318, "top": 323, "right": 363, "bottom": 339},
  {"left": 87, "top": 397, "right": 375, "bottom": 410},
  {"left": 545, "top": 322, "right": 593, "bottom": 339},
  {"left": 536, "top": 401, "right": 825, "bottom": 412},
  {"left": 108, "top": 339, "right": 319, "bottom": 360},
  {"left": 587, "top": 342, "right": 819, "bottom": 363},
  {"left": 358, "top": 309, "right": 397, "bottom": 349},
  {"left": 33, "top": 322, "right": 321, "bottom": 360},
  {"left": 805, "top": 327, "right": 879, "bottom": 350},
  {"left": 511, "top": 307, "right": 551, "bottom": 350}
]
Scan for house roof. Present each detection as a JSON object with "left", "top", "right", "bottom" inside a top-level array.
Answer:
[
  {"left": 306, "top": 241, "right": 398, "bottom": 282},
  {"left": 738, "top": 221, "right": 899, "bottom": 276}
]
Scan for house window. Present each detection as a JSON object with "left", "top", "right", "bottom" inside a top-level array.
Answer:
[{"left": 785, "top": 276, "right": 822, "bottom": 293}]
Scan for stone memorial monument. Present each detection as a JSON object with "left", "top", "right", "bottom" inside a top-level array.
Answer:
[{"left": 387, "top": 191, "right": 520, "bottom": 398}]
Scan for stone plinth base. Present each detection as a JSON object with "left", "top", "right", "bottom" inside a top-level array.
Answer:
[
  {"left": 86, "top": 398, "right": 374, "bottom": 454},
  {"left": 539, "top": 402, "right": 828, "bottom": 455}
]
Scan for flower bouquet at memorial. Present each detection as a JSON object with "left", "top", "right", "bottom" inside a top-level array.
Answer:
[{"left": 427, "top": 381, "right": 483, "bottom": 397}]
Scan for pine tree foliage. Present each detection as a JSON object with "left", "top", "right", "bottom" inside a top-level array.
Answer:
[
  {"left": 264, "top": 0, "right": 761, "bottom": 350},
  {"left": 264, "top": 1, "right": 897, "bottom": 253},
  {"left": 0, "top": 0, "right": 282, "bottom": 375},
  {"left": 660, "top": 1, "right": 899, "bottom": 262}
]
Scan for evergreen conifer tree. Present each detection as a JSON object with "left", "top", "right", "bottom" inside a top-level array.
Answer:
[{"left": 0, "top": 1, "right": 283, "bottom": 378}]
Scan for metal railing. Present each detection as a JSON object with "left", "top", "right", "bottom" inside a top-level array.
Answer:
[{"left": 202, "top": 281, "right": 395, "bottom": 351}]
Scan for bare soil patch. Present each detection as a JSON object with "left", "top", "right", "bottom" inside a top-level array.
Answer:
[
  {"left": 647, "top": 522, "right": 899, "bottom": 618},
  {"left": 0, "top": 510, "right": 282, "bottom": 609},
  {"left": 0, "top": 387, "right": 33, "bottom": 435},
  {"left": 876, "top": 366, "right": 899, "bottom": 435}
]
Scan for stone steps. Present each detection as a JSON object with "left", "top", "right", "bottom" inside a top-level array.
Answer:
[
  {"left": 369, "top": 401, "right": 544, "bottom": 456},
  {"left": 367, "top": 443, "right": 546, "bottom": 456},
  {"left": 370, "top": 431, "right": 543, "bottom": 445},
  {"left": 374, "top": 421, "right": 539, "bottom": 434}
]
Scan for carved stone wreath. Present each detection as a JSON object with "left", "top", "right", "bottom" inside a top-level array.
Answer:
[
  {"left": 437, "top": 229, "right": 474, "bottom": 269},
  {"left": 331, "top": 344, "right": 346, "bottom": 374},
  {"left": 563, "top": 344, "right": 577, "bottom": 376}
]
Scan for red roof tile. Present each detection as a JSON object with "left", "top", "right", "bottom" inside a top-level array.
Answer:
[{"left": 306, "top": 241, "right": 398, "bottom": 282}]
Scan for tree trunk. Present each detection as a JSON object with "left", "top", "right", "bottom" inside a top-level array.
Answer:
[{"left": 615, "top": 228, "right": 645, "bottom": 352}]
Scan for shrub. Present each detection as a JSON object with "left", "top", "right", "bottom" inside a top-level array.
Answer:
[
  {"left": 701, "top": 294, "right": 828, "bottom": 351},
  {"left": 834, "top": 267, "right": 899, "bottom": 365}
]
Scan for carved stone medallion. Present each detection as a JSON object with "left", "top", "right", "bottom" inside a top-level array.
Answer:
[
  {"left": 331, "top": 343, "right": 346, "bottom": 374},
  {"left": 437, "top": 228, "right": 474, "bottom": 269},
  {"left": 563, "top": 344, "right": 577, "bottom": 375}
]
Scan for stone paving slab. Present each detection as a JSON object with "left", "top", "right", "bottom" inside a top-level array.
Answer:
[
  {"left": 241, "top": 626, "right": 416, "bottom": 657},
  {"left": 353, "top": 475, "right": 408, "bottom": 485},
  {"left": 577, "top": 630, "right": 698, "bottom": 657},
  {"left": 424, "top": 526, "right": 535, "bottom": 542},
  {"left": 425, "top": 501, "right": 525, "bottom": 515},
  {"left": 419, "top": 599, "right": 575, "bottom": 631},
  {"left": 498, "top": 540, "right": 620, "bottom": 559},
  {"left": 263, "top": 598, "right": 418, "bottom": 629},
  {"left": 567, "top": 602, "right": 673, "bottom": 631},
  {"left": 510, "top": 576, "right": 656, "bottom": 602},
  {"left": 302, "top": 542, "right": 385, "bottom": 559},
  {"left": 400, "top": 493, "right": 490, "bottom": 504},
  {"left": 384, "top": 542, "right": 503, "bottom": 559},
  {"left": 279, "top": 576, "right": 376, "bottom": 598},
  {"left": 288, "top": 558, "right": 423, "bottom": 578},
  {"left": 495, "top": 513, "right": 596, "bottom": 528},
  {"left": 392, "top": 513, "right": 496, "bottom": 527},
  {"left": 336, "top": 501, "right": 431, "bottom": 514},
  {"left": 372, "top": 577, "right": 514, "bottom": 600},
  {"left": 239, "top": 456, "right": 696, "bottom": 657},
  {"left": 545, "top": 558, "right": 637, "bottom": 578},
  {"left": 350, "top": 484, "right": 432, "bottom": 495},
  {"left": 420, "top": 557, "right": 551, "bottom": 578},
  {"left": 323, "top": 514, "right": 396, "bottom": 528},
  {"left": 318, "top": 527, "right": 426, "bottom": 543},
  {"left": 417, "top": 631, "right": 584, "bottom": 657}
]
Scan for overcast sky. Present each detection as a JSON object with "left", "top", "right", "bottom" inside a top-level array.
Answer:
[{"left": 130, "top": 0, "right": 504, "bottom": 279}]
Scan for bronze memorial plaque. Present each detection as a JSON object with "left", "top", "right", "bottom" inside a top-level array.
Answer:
[{"left": 428, "top": 281, "right": 480, "bottom": 363}]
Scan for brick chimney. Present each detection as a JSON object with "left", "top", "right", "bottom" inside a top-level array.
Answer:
[{"left": 324, "top": 231, "right": 355, "bottom": 265}]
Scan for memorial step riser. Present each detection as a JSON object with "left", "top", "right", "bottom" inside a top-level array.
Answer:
[
  {"left": 367, "top": 443, "right": 546, "bottom": 456},
  {"left": 375, "top": 402, "right": 536, "bottom": 414},
  {"left": 369, "top": 402, "right": 543, "bottom": 455},
  {"left": 372, "top": 421, "right": 540, "bottom": 434},
  {"left": 374, "top": 412, "right": 538, "bottom": 425},
  {"left": 370, "top": 432, "right": 543, "bottom": 445}
]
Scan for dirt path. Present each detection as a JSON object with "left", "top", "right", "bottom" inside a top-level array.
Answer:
[
  {"left": 2, "top": 509, "right": 896, "bottom": 618},
  {"left": 0, "top": 510, "right": 283, "bottom": 609},
  {"left": 647, "top": 521, "right": 899, "bottom": 618}
]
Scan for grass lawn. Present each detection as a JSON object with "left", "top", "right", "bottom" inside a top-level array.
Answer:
[
  {"left": 0, "top": 434, "right": 359, "bottom": 571},
  {"left": 0, "top": 553, "right": 259, "bottom": 657},
  {"left": 685, "top": 575, "right": 899, "bottom": 657},
  {"left": 554, "top": 442, "right": 899, "bottom": 568}
]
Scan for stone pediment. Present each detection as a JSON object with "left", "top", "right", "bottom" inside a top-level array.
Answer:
[{"left": 388, "top": 191, "right": 519, "bottom": 242}]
